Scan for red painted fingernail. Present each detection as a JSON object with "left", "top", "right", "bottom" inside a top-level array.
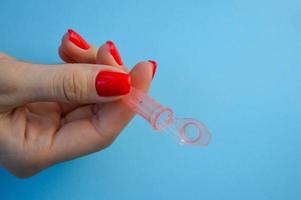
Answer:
[
  {"left": 148, "top": 60, "right": 157, "bottom": 79},
  {"left": 95, "top": 71, "right": 131, "bottom": 96},
  {"left": 67, "top": 29, "right": 90, "bottom": 50},
  {"left": 106, "top": 40, "right": 123, "bottom": 65}
]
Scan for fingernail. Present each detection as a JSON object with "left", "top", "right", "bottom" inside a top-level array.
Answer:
[
  {"left": 148, "top": 60, "right": 157, "bottom": 79},
  {"left": 95, "top": 71, "right": 131, "bottom": 96},
  {"left": 106, "top": 40, "right": 123, "bottom": 65},
  {"left": 67, "top": 29, "right": 90, "bottom": 50}
]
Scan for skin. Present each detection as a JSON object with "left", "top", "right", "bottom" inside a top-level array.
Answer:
[{"left": 0, "top": 33, "right": 153, "bottom": 178}]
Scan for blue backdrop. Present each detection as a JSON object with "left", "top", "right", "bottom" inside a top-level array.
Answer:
[{"left": 1, "top": 0, "right": 300, "bottom": 199}]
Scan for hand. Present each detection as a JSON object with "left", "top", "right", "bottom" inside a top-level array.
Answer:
[{"left": 0, "top": 29, "right": 156, "bottom": 178}]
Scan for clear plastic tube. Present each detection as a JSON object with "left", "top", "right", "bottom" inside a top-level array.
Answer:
[{"left": 123, "top": 87, "right": 211, "bottom": 147}]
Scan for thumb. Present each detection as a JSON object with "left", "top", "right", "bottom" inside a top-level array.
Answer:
[{"left": 9, "top": 62, "right": 131, "bottom": 105}]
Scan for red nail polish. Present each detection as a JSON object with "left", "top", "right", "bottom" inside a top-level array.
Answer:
[
  {"left": 95, "top": 71, "right": 131, "bottom": 96},
  {"left": 106, "top": 41, "right": 123, "bottom": 65},
  {"left": 67, "top": 29, "right": 90, "bottom": 50},
  {"left": 148, "top": 60, "right": 157, "bottom": 79}
]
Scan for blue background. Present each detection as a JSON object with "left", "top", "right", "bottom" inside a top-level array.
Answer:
[{"left": 1, "top": 0, "right": 301, "bottom": 199}]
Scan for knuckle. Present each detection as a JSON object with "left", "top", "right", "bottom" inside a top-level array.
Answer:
[{"left": 56, "top": 67, "right": 91, "bottom": 102}]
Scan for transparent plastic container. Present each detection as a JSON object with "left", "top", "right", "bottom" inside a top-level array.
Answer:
[{"left": 123, "top": 87, "right": 211, "bottom": 147}]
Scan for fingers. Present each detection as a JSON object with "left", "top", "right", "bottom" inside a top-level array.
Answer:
[
  {"left": 96, "top": 41, "right": 124, "bottom": 67},
  {"left": 59, "top": 29, "right": 98, "bottom": 64},
  {"left": 49, "top": 61, "right": 155, "bottom": 163},
  {"left": 58, "top": 30, "right": 128, "bottom": 115},
  {"left": 0, "top": 60, "right": 132, "bottom": 111},
  {"left": 59, "top": 29, "right": 125, "bottom": 69}
]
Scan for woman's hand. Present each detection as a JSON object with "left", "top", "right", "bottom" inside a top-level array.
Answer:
[{"left": 0, "top": 29, "right": 156, "bottom": 178}]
